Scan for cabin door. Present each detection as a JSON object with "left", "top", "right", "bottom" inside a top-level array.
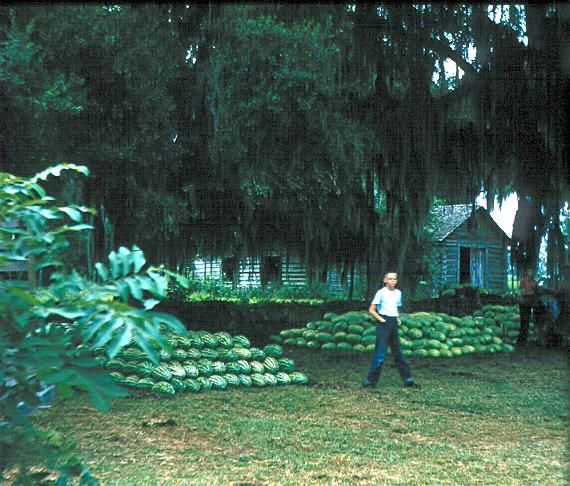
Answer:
[
  {"left": 469, "top": 248, "right": 486, "bottom": 287},
  {"left": 459, "top": 247, "right": 487, "bottom": 287}
]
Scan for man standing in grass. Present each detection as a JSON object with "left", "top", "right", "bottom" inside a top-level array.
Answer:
[{"left": 363, "top": 272, "right": 420, "bottom": 389}]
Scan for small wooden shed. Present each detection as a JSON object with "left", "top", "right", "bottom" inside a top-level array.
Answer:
[{"left": 431, "top": 204, "right": 510, "bottom": 294}]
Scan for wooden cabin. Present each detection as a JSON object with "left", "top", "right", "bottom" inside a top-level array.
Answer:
[
  {"left": 190, "top": 253, "right": 359, "bottom": 291},
  {"left": 431, "top": 204, "right": 510, "bottom": 294}
]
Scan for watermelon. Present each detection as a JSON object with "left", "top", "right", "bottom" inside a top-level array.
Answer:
[
  {"left": 196, "top": 359, "right": 213, "bottom": 376},
  {"left": 250, "top": 373, "right": 266, "bottom": 387},
  {"left": 184, "top": 378, "right": 202, "bottom": 393},
  {"left": 263, "top": 357, "right": 280, "bottom": 373},
  {"left": 211, "top": 361, "right": 227, "bottom": 374},
  {"left": 224, "top": 361, "right": 241, "bottom": 374},
  {"left": 172, "top": 349, "right": 187, "bottom": 361},
  {"left": 171, "top": 378, "right": 186, "bottom": 391},
  {"left": 263, "top": 373, "right": 278, "bottom": 386},
  {"left": 232, "top": 335, "right": 251, "bottom": 348},
  {"left": 238, "top": 374, "right": 253, "bottom": 387},
  {"left": 250, "top": 361, "right": 265, "bottom": 374},
  {"left": 151, "top": 381, "right": 175, "bottom": 395},
  {"left": 196, "top": 376, "right": 212, "bottom": 391},
  {"left": 236, "top": 359, "right": 252, "bottom": 374},
  {"left": 224, "top": 373, "right": 240, "bottom": 387},
  {"left": 182, "top": 363, "right": 199, "bottom": 378},
  {"left": 209, "top": 375, "right": 227, "bottom": 390},
  {"left": 136, "top": 378, "right": 156, "bottom": 389},
  {"left": 201, "top": 348, "right": 219, "bottom": 361},
  {"left": 277, "top": 358, "right": 295, "bottom": 372},
  {"left": 151, "top": 366, "right": 172, "bottom": 381},
  {"left": 263, "top": 344, "right": 284, "bottom": 358},
  {"left": 275, "top": 371, "right": 292, "bottom": 385},
  {"left": 288, "top": 372, "right": 309, "bottom": 385},
  {"left": 233, "top": 347, "right": 252, "bottom": 360}
]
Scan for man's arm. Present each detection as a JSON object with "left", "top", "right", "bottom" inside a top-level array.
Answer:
[{"left": 369, "top": 303, "right": 386, "bottom": 323}]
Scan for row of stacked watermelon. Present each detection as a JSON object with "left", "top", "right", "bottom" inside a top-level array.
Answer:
[
  {"left": 270, "top": 307, "right": 519, "bottom": 357},
  {"left": 95, "top": 330, "right": 308, "bottom": 395}
]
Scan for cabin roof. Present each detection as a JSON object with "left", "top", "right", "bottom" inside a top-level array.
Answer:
[{"left": 431, "top": 204, "right": 509, "bottom": 242}]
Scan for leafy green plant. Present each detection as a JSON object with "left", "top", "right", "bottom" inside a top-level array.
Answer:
[{"left": 0, "top": 165, "right": 188, "bottom": 484}]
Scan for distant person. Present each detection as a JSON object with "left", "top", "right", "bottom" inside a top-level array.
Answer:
[
  {"left": 517, "top": 269, "right": 537, "bottom": 344},
  {"left": 363, "top": 272, "right": 420, "bottom": 389}
]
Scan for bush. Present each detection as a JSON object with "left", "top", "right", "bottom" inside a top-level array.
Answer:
[{"left": 0, "top": 165, "right": 188, "bottom": 483}]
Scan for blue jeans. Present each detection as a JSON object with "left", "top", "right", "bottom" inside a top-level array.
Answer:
[{"left": 364, "top": 315, "right": 412, "bottom": 386}]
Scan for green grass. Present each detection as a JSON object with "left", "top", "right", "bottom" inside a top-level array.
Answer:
[{"left": 27, "top": 348, "right": 569, "bottom": 485}]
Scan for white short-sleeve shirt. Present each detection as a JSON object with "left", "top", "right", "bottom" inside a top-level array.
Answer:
[{"left": 371, "top": 287, "right": 402, "bottom": 317}]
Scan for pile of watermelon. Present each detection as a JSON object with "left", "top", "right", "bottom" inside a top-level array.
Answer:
[
  {"left": 270, "top": 305, "right": 526, "bottom": 358},
  {"left": 96, "top": 330, "right": 308, "bottom": 395}
]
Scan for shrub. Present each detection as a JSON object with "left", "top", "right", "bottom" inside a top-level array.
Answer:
[{"left": 0, "top": 165, "right": 188, "bottom": 483}]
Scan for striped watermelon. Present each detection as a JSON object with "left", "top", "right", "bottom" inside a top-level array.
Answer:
[
  {"left": 185, "top": 349, "right": 202, "bottom": 360},
  {"left": 189, "top": 336, "right": 205, "bottom": 349},
  {"left": 250, "top": 361, "right": 265, "bottom": 374},
  {"left": 151, "top": 381, "right": 176, "bottom": 395},
  {"left": 276, "top": 358, "right": 295, "bottom": 372},
  {"left": 168, "top": 362, "right": 186, "bottom": 378},
  {"left": 224, "top": 373, "right": 240, "bottom": 387},
  {"left": 211, "top": 361, "right": 227, "bottom": 374},
  {"left": 200, "top": 333, "right": 219, "bottom": 348},
  {"left": 136, "top": 378, "right": 156, "bottom": 389},
  {"left": 263, "top": 344, "right": 283, "bottom": 358},
  {"left": 238, "top": 374, "right": 253, "bottom": 387},
  {"left": 106, "top": 359, "right": 127, "bottom": 370},
  {"left": 275, "top": 371, "right": 291, "bottom": 385},
  {"left": 209, "top": 375, "right": 227, "bottom": 390},
  {"left": 172, "top": 349, "right": 188, "bottom": 361},
  {"left": 196, "top": 376, "right": 212, "bottom": 391},
  {"left": 263, "top": 373, "right": 278, "bottom": 386},
  {"left": 214, "top": 332, "right": 233, "bottom": 349},
  {"left": 136, "top": 362, "right": 156, "bottom": 376},
  {"left": 151, "top": 366, "right": 172, "bottom": 381},
  {"left": 158, "top": 349, "right": 172, "bottom": 361},
  {"left": 109, "top": 371, "right": 126, "bottom": 383},
  {"left": 289, "top": 372, "right": 309, "bottom": 385},
  {"left": 224, "top": 362, "right": 241, "bottom": 374},
  {"left": 196, "top": 359, "right": 213, "bottom": 376},
  {"left": 236, "top": 360, "right": 251, "bottom": 374},
  {"left": 232, "top": 335, "right": 251, "bottom": 348},
  {"left": 249, "top": 347, "right": 266, "bottom": 361},
  {"left": 217, "top": 349, "right": 238, "bottom": 362},
  {"left": 233, "top": 347, "right": 252, "bottom": 360},
  {"left": 250, "top": 373, "right": 266, "bottom": 387},
  {"left": 176, "top": 336, "right": 193, "bottom": 349},
  {"left": 171, "top": 378, "right": 186, "bottom": 391},
  {"left": 263, "top": 357, "right": 279, "bottom": 373},
  {"left": 184, "top": 378, "right": 202, "bottom": 393},
  {"left": 124, "top": 375, "right": 140, "bottom": 387},
  {"left": 182, "top": 363, "right": 199, "bottom": 378},
  {"left": 201, "top": 348, "right": 219, "bottom": 361}
]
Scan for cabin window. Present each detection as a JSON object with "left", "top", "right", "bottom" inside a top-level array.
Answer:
[{"left": 261, "top": 256, "right": 282, "bottom": 286}]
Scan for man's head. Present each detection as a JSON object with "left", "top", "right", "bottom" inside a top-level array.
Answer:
[{"left": 384, "top": 272, "right": 398, "bottom": 289}]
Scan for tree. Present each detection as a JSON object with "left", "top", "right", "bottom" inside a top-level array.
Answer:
[
  {"left": 0, "top": 165, "right": 188, "bottom": 483},
  {"left": 2, "top": 4, "right": 567, "bottom": 293}
]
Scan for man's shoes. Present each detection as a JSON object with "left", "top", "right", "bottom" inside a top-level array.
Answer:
[
  {"left": 403, "top": 381, "right": 420, "bottom": 389},
  {"left": 362, "top": 382, "right": 376, "bottom": 389}
]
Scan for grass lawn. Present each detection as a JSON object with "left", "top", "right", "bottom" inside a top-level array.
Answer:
[{"left": 29, "top": 346, "right": 568, "bottom": 485}]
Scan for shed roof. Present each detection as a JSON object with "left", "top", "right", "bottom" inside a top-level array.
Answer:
[{"left": 431, "top": 204, "right": 508, "bottom": 242}]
